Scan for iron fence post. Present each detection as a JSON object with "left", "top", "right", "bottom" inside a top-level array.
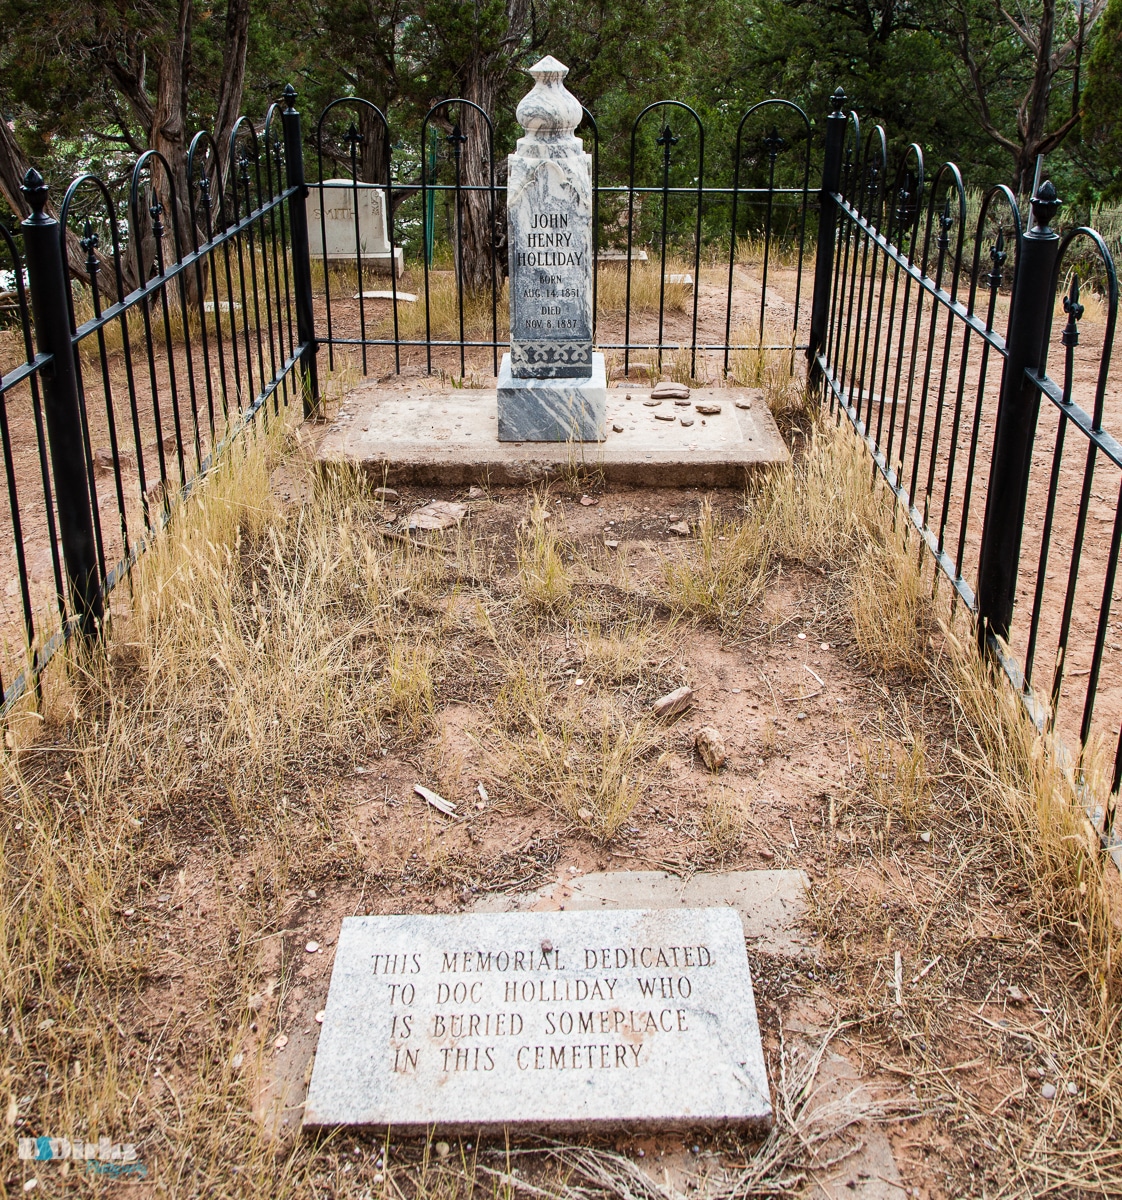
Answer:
[
  {"left": 282, "top": 84, "right": 320, "bottom": 416},
  {"left": 976, "top": 180, "right": 1061, "bottom": 647},
  {"left": 807, "top": 88, "right": 848, "bottom": 385},
  {"left": 20, "top": 169, "right": 103, "bottom": 639}
]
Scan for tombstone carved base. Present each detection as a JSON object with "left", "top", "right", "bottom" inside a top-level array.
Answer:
[{"left": 497, "top": 352, "right": 606, "bottom": 442}]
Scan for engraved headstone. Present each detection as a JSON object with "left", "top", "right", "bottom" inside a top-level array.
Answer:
[
  {"left": 303, "top": 907, "right": 771, "bottom": 1132},
  {"left": 308, "top": 180, "right": 403, "bottom": 275},
  {"left": 497, "top": 57, "right": 607, "bottom": 442}
]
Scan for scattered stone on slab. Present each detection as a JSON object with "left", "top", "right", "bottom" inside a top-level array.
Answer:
[
  {"left": 373, "top": 486, "right": 400, "bottom": 503},
  {"left": 696, "top": 726, "right": 728, "bottom": 772},
  {"left": 668, "top": 520, "right": 691, "bottom": 536},
  {"left": 655, "top": 412, "right": 676, "bottom": 422},
  {"left": 695, "top": 402, "right": 722, "bottom": 415},
  {"left": 407, "top": 501, "right": 467, "bottom": 531},
  {"left": 612, "top": 422, "right": 625, "bottom": 433},
  {"left": 652, "top": 684, "right": 694, "bottom": 719},
  {"left": 303, "top": 907, "right": 771, "bottom": 1131},
  {"left": 680, "top": 417, "right": 694, "bottom": 427},
  {"left": 735, "top": 400, "right": 752, "bottom": 410},
  {"left": 643, "top": 399, "right": 662, "bottom": 407},
  {"left": 652, "top": 381, "right": 691, "bottom": 400},
  {"left": 674, "top": 399, "right": 691, "bottom": 407}
]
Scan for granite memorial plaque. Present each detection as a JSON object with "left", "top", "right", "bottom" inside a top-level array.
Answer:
[
  {"left": 498, "top": 56, "right": 606, "bottom": 442},
  {"left": 308, "top": 180, "right": 403, "bottom": 275},
  {"left": 303, "top": 907, "right": 771, "bottom": 1133}
]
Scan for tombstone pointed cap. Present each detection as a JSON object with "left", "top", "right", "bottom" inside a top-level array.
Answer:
[
  {"left": 527, "top": 55, "right": 569, "bottom": 81},
  {"left": 516, "top": 54, "right": 582, "bottom": 145}
]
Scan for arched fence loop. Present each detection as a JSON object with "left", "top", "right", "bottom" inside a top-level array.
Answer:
[
  {"left": 0, "top": 90, "right": 313, "bottom": 720},
  {"left": 810, "top": 97, "right": 1122, "bottom": 851},
  {"left": 3, "top": 80, "right": 1122, "bottom": 856}
]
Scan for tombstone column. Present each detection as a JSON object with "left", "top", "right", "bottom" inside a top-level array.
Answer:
[{"left": 498, "top": 56, "right": 606, "bottom": 442}]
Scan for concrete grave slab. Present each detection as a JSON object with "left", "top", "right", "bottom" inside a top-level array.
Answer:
[
  {"left": 302, "top": 907, "right": 771, "bottom": 1133},
  {"left": 472, "top": 869, "right": 814, "bottom": 958},
  {"left": 316, "top": 386, "right": 787, "bottom": 487}
]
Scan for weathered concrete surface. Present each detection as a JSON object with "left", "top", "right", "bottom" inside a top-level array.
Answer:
[
  {"left": 473, "top": 869, "right": 814, "bottom": 959},
  {"left": 316, "top": 386, "right": 788, "bottom": 487}
]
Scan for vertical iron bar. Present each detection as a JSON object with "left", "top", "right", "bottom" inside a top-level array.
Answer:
[
  {"left": 807, "top": 89, "right": 847, "bottom": 385},
  {"left": 282, "top": 85, "right": 320, "bottom": 414},
  {"left": 20, "top": 169, "right": 103, "bottom": 637},
  {"left": 976, "top": 179, "right": 1061, "bottom": 645}
]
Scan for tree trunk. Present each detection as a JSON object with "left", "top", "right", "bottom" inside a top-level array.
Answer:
[
  {"left": 455, "top": 71, "right": 499, "bottom": 296},
  {"left": 138, "top": 0, "right": 207, "bottom": 306},
  {"left": 212, "top": 0, "right": 252, "bottom": 182}
]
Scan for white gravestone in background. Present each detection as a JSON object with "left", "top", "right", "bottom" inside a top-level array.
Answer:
[
  {"left": 497, "top": 56, "right": 607, "bottom": 442},
  {"left": 307, "top": 180, "right": 404, "bottom": 276}
]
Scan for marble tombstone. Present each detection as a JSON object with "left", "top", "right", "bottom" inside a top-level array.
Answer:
[
  {"left": 497, "top": 57, "right": 607, "bottom": 442},
  {"left": 307, "top": 180, "right": 404, "bottom": 276}
]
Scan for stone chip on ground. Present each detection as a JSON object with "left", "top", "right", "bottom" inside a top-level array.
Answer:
[
  {"left": 669, "top": 520, "right": 691, "bottom": 536},
  {"left": 652, "top": 381, "right": 691, "bottom": 400},
  {"left": 407, "top": 501, "right": 467, "bottom": 531},
  {"left": 373, "top": 486, "right": 400, "bottom": 502},
  {"left": 652, "top": 684, "right": 694, "bottom": 718},
  {"left": 696, "top": 726, "right": 728, "bottom": 771}
]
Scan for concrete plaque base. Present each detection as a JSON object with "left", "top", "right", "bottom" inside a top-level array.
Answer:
[
  {"left": 316, "top": 385, "right": 788, "bottom": 488},
  {"left": 497, "top": 353, "right": 607, "bottom": 442},
  {"left": 302, "top": 907, "right": 770, "bottom": 1134}
]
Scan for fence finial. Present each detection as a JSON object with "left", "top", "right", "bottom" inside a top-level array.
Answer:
[
  {"left": 21, "top": 168, "right": 49, "bottom": 220},
  {"left": 283, "top": 83, "right": 298, "bottom": 111},
  {"left": 1030, "top": 178, "right": 1061, "bottom": 234},
  {"left": 830, "top": 88, "right": 847, "bottom": 114}
]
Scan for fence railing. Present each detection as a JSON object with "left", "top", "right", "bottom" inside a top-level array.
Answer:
[
  {"left": 1, "top": 79, "right": 1120, "bottom": 849},
  {"left": 0, "top": 89, "right": 319, "bottom": 712},
  {"left": 309, "top": 94, "right": 814, "bottom": 379},
  {"left": 808, "top": 90, "right": 1121, "bottom": 846}
]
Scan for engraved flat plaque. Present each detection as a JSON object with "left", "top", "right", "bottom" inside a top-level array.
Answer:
[{"left": 303, "top": 907, "right": 771, "bottom": 1132}]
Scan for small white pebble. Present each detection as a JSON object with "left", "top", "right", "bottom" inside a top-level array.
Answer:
[
  {"left": 919, "top": 831, "right": 932, "bottom": 843},
  {"left": 23, "top": 1181, "right": 37, "bottom": 1193},
  {"left": 1067, "top": 1081, "right": 1079, "bottom": 1096},
  {"left": 797, "top": 632, "right": 806, "bottom": 640},
  {"left": 574, "top": 678, "right": 585, "bottom": 686},
  {"left": 1041, "top": 1083, "right": 1057, "bottom": 1099},
  {"left": 305, "top": 940, "right": 320, "bottom": 953},
  {"left": 820, "top": 642, "right": 829, "bottom": 650},
  {"left": 274, "top": 1034, "right": 289, "bottom": 1050},
  {"left": 315, "top": 1010, "right": 326, "bottom": 1023}
]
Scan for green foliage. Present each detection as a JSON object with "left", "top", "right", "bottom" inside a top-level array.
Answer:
[{"left": 1083, "top": 0, "right": 1122, "bottom": 197}]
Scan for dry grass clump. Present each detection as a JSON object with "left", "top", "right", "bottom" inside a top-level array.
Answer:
[
  {"left": 934, "top": 625, "right": 1122, "bottom": 1017},
  {"left": 850, "top": 522, "right": 933, "bottom": 675},
  {"left": 515, "top": 487, "right": 572, "bottom": 613},
  {"left": 486, "top": 657, "right": 663, "bottom": 840},
  {"left": 858, "top": 706, "right": 932, "bottom": 833},
  {"left": 595, "top": 261, "right": 692, "bottom": 316},
  {"left": 661, "top": 421, "right": 889, "bottom": 625},
  {"left": 661, "top": 497, "right": 771, "bottom": 625}
]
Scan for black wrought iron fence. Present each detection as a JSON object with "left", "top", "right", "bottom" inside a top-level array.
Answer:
[
  {"left": 0, "top": 88, "right": 318, "bottom": 714},
  {"left": 808, "top": 90, "right": 1122, "bottom": 846},
  {"left": 2, "top": 77, "right": 1121, "bottom": 847},
  {"left": 309, "top": 93, "right": 814, "bottom": 380}
]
